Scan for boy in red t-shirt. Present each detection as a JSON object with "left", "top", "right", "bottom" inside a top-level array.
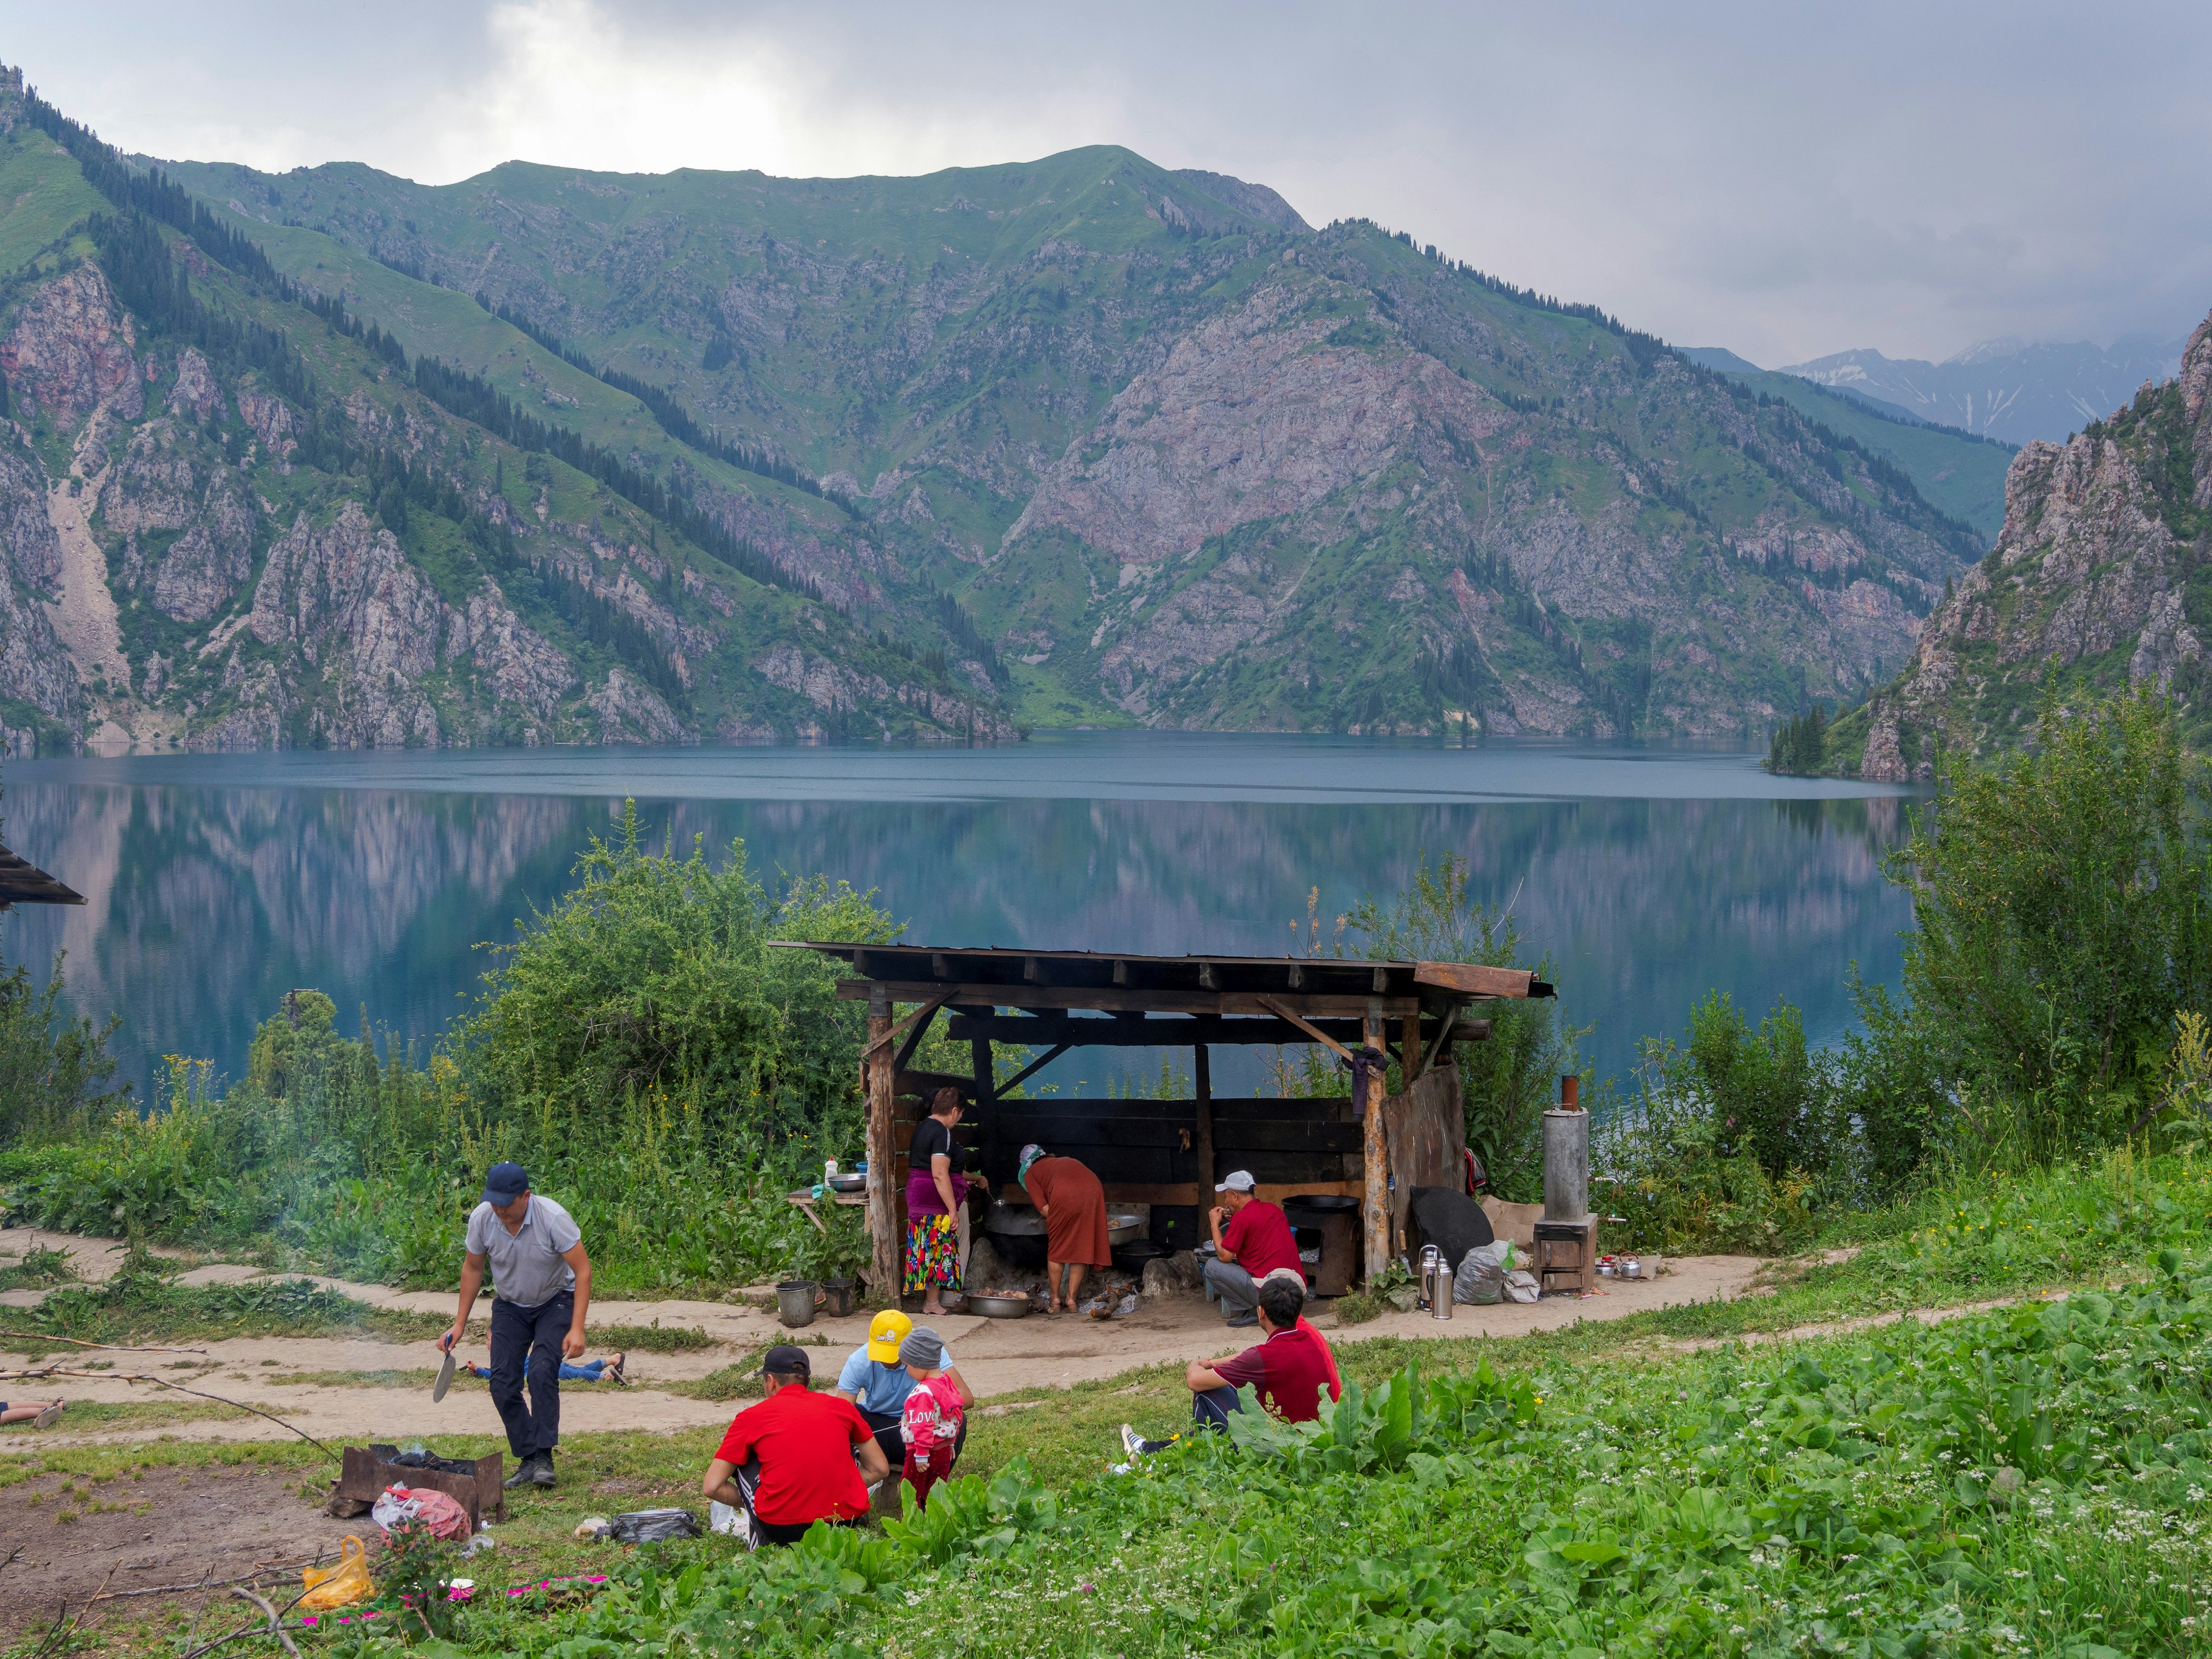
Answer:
[
  {"left": 1119, "top": 1277, "right": 1340, "bottom": 1457},
  {"left": 701, "top": 1346, "right": 888, "bottom": 1546},
  {"left": 896, "top": 1327, "right": 966, "bottom": 1508}
]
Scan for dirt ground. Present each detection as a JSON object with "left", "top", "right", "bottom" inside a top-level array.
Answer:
[
  {"left": 1, "top": 1231, "right": 1763, "bottom": 1452},
  {"left": 0, "top": 1463, "right": 365, "bottom": 1639}
]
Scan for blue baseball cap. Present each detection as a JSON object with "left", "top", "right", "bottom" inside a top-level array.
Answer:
[{"left": 483, "top": 1162, "right": 530, "bottom": 1203}]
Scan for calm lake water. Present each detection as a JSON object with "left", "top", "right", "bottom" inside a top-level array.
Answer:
[{"left": 0, "top": 735, "right": 1923, "bottom": 1101}]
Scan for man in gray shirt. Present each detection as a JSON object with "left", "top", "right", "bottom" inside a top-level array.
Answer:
[{"left": 440, "top": 1162, "right": 592, "bottom": 1490}]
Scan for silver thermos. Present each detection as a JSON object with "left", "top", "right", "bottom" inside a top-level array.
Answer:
[{"left": 1419, "top": 1244, "right": 1452, "bottom": 1320}]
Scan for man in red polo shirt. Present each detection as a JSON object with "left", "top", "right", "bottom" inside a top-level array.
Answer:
[
  {"left": 1203, "top": 1170, "right": 1304, "bottom": 1327},
  {"left": 1120, "top": 1276, "right": 1340, "bottom": 1456},
  {"left": 702, "top": 1345, "right": 889, "bottom": 1546}
]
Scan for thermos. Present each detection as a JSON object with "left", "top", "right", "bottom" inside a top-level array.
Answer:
[{"left": 1419, "top": 1245, "right": 1452, "bottom": 1320}]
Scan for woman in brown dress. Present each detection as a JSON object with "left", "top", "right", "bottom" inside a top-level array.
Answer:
[{"left": 1017, "top": 1143, "right": 1110, "bottom": 1313}]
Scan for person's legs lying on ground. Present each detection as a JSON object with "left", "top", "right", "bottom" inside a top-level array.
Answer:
[
  {"left": 0, "top": 1400, "right": 63, "bottom": 1427},
  {"left": 1202, "top": 1257, "right": 1259, "bottom": 1323}
]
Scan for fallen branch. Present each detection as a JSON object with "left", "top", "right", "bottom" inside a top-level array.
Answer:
[
  {"left": 232, "top": 1586, "right": 302, "bottom": 1659},
  {"left": 177, "top": 1580, "right": 317, "bottom": 1659},
  {"left": 2, "top": 1363, "right": 337, "bottom": 1456},
  {"left": 86, "top": 1554, "right": 328, "bottom": 1604},
  {"left": 0, "top": 1329, "right": 210, "bottom": 1356}
]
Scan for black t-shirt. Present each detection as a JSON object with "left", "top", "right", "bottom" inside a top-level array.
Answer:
[{"left": 910, "top": 1116, "right": 954, "bottom": 1170}]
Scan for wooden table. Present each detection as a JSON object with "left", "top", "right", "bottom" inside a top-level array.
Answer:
[{"left": 786, "top": 1189, "right": 868, "bottom": 1236}]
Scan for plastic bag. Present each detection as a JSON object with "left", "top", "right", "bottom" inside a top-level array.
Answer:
[
  {"left": 1453, "top": 1240, "right": 1517, "bottom": 1304},
  {"left": 1502, "top": 1268, "right": 1541, "bottom": 1305},
  {"left": 604, "top": 1508, "right": 702, "bottom": 1544},
  {"left": 300, "top": 1536, "right": 373, "bottom": 1612},
  {"left": 707, "top": 1501, "right": 745, "bottom": 1537},
  {"left": 372, "top": 1484, "right": 471, "bottom": 1542}
]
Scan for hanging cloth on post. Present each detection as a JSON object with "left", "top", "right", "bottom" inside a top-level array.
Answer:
[{"left": 1349, "top": 1046, "right": 1388, "bottom": 1118}]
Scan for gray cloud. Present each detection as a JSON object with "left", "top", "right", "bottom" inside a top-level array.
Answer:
[{"left": 13, "top": 0, "right": 2209, "bottom": 362}]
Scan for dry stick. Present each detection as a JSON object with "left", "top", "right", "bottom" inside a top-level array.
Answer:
[
  {"left": 231, "top": 1586, "right": 302, "bottom": 1659},
  {"left": 176, "top": 1580, "right": 317, "bottom": 1659},
  {"left": 88, "top": 1558, "right": 327, "bottom": 1604},
  {"left": 0, "top": 1330, "right": 210, "bottom": 1355},
  {"left": 5, "top": 1363, "right": 339, "bottom": 1456},
  {"left": 33, "top": 1563, "right": 117, "bottom": 1659}
]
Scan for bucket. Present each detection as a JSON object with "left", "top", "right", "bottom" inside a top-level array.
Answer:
[
  {"left": 775, "top": 1280, "right": 821, "bottom": 1328},
  {"left": 819, "top": 1277, "right": 855, "bottom": 1318}
]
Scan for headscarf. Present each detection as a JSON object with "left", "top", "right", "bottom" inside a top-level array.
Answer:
[{"left": 1017, "top": 1143, "right": 1047, "bottom": 1185}]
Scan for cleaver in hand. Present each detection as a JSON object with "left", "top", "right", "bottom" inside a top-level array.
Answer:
[{"left": 433, "top": 1346, "right": 457, "bottom": 1402}]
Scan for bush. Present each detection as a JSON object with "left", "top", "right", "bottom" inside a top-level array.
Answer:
[
  {"left": 1596, "top": 995, "right": 1828, "bottom": 1253},
  {"left": 0, "top": 952, "right": 127, "bottom": 1143},
  {"left": 1891, "top": 685, "right": 2212, "bottom": 1161}
]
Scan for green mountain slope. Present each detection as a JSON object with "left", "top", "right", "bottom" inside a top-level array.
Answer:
[
  {"left": 1680, "top": 348, "right": 2015, "bottom": 541},
  {"left": 0, "top": 69, "right": 1012, "bottom": 753},
  {"left": 149, "top": 141, "right": 1993, "bottom": 740}
]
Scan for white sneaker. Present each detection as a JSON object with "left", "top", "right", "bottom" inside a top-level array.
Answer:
[{"left": 1119, "top": 1423, "right": 1146, "bottom": 1460}]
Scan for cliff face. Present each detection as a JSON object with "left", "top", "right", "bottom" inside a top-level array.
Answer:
[{"left": 1843, "top": 310, "right": 2212, "bottom": 779}]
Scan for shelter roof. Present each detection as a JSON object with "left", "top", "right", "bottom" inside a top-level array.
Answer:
[
  {"left": 0, "top": 843, "right": 83, "bottom": 910},
  {"left": 770, "top": 942, "right": 1554, "bottom": 1017}
]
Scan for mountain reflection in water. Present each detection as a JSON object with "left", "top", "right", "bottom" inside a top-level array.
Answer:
[{"left": 0, "top": 737, "right": 1921, "bottom": 1101}]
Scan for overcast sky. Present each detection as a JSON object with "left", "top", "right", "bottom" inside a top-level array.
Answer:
[{"left": 9, "top": 0, "right": 2207, "bottom": 365}]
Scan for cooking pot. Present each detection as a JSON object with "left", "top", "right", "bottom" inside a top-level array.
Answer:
[
  {"left": 1112, "top": 1238, "right": 1171, "bottom": 1271},
  {"left": 966, "top": 1293, "right": 1031, "bottom": 1320}
]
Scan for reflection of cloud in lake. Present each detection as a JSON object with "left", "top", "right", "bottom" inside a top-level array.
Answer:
[{"left": 2, "top": 759, "right": 1917, "bottom": 1102}]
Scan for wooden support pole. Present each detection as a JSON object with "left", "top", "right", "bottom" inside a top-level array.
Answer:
[
  {"left": 1362, "top": 997, "right": 1389, "bottom": 1283},
  {"left": 1401, "top": 1013, "right": 1422, "bottom": 1082},
  {"left": 865, "top": 985, "right": 899, "bottom": 1304},
  {"left": 972, "top": 1034, "right": 997, "bottom": 1196},
  {"left": 1193, "top": 1044, "right": 1215, "bottom": 1198}
]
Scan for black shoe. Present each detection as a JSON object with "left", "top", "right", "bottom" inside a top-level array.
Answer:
[
  {"left": 1224, "top": 1311, "right": 1259, "bottom": 1328},
  {"left": 528, "top": 1454, "right": 557, "bottom": 1488},
  {"left": 502, "top": 1456, "right": 540, "bottom": 1491}
]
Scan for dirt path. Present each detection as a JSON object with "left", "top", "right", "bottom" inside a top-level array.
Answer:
[{"left": 1, "top": 1231, "right": 1766, "bottom": 1451}]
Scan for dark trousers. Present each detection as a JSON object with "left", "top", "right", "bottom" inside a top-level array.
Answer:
[
  {"left": 1191, "top": 1385, "right": 1243, "bottom": 1431},
  {"left": 488, "top": 1291, "right": 571, "bottom": 1461},
  {"left": 857, "top": 1405, "right": 968, "bottom": 1474}
]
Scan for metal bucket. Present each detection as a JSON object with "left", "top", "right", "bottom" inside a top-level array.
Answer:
[
  {"left": 775, "top": 1280, "right": 820, "bottom": 1328},
  {"left": 819, "top": 1277, "right": 855, "bottom": 1319}
]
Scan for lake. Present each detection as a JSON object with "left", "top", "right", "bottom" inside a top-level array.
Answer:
[{"left": 0, "top": 735, "right": 1923, "bottom": 1102}]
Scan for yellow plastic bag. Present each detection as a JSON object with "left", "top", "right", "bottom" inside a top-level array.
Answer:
[{"left": 300, "top": 1535, "right": 373, "bottom": 1612}]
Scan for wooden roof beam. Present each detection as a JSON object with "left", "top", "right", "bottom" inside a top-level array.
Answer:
[{"left": 838, "top": 979, "right": 1423, "bottom": 1020}]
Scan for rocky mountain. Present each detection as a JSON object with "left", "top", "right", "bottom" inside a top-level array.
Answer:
[
  {"left": 0, "top": 70, "right": 1017, "bottom": 755},
  {"left": 1827, "top": 310, "right": 2212, "bottom": 781},
  {"left": 1778, "top": 333, "right": 2190, "bottom": 448},
  {"left": 0, "top": 66, "right": 1991, "bottom": 753}
]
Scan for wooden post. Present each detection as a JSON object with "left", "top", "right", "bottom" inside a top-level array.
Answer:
[
  {"left": 1362, "top": 997, "right": 1389, "bottom": 1282},
  {"left": 865, "top": 985, "right": 899, "bottom": 1302},
  {"left": 972, "top": 1035, "right": 997, "bottom": 1194},
  {"left": 1193, "top": 1044, "right": 1215, "bottom": 1201},
  {"left": 1401, "top": 1013, "right": 1422, "bottom": 1083}
]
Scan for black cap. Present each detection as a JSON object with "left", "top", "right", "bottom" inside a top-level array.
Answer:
[
  {"left": 761, "top": 1344, "right": 811, "bottom": 1378},
  {"left": 483, "top": 1162, "right": 529, "bottom": 1203}
]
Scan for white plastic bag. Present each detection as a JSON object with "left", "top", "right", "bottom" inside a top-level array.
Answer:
[
  {"left": 1502, "top": 1268, "right": 1541, "bottom": 1304},
  {"left": 709, "top": 1501, "right": 744, "bottom": 1536}
]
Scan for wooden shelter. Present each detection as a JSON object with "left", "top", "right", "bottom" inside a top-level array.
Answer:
[
  {"left": 0, "top": 842, "right": 84, "bottom": 910},
  {"left": 769, "top": 944, "right": 1555, "bottom": 1293}
]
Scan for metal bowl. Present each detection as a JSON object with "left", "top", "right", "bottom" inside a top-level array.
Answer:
[
  {"left": 966, "top": 1293, "right": 1032, "bottom": 1320},
  {"left": 826, "top": 1173, "right": 866, "bottom": 1193}
]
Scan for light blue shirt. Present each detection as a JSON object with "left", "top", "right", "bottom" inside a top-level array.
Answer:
[{"left": 835, "top": 1343, "right": 956, "bottom": 1415}]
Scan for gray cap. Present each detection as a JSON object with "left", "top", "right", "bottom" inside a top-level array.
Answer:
[{"left": 898, "top": 1327, "right": 945, "bottom": 1369}]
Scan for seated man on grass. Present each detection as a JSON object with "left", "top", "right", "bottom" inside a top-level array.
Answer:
[
  {"left": 701, "top": 1344, "right": 888, "bottom": 1547},
  {"left": 1118, "top": 1275, "right": 1340, "bottom": 1457}
]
